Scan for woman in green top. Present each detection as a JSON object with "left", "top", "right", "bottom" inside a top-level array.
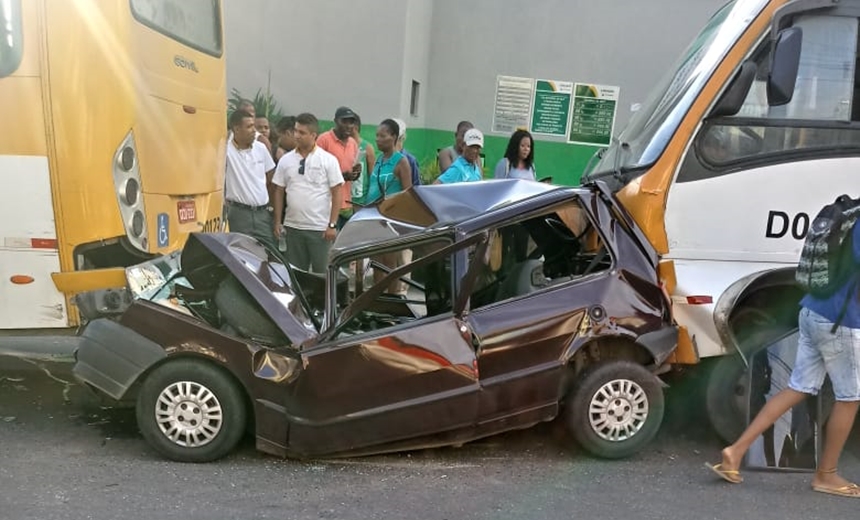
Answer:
[{"left": 365, "top": 119, "right": 412, "bottom": 204}]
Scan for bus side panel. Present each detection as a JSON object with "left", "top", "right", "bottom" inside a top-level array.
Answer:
[
  {"left": 667, "top": 259, "right": 786, "bottom": 359},
  {"left": 0, "top": 156, "right": 67, "bottom": 329},
  {"left": 0, "top": 1, "right": 67, "bottom": 329},
  {"left": 664, "top": 159, "right": 860, "bottom": 358},
  {"left": 665, "top": 159, "right": 860, "bottom": 264}
]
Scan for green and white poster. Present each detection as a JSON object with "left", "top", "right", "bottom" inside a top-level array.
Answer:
[
  {"left": 530, "top": 80, "right": 572, "bottom": 137},
  {"left": 568, "top": 84, "right": 620, "bottom": 146}
]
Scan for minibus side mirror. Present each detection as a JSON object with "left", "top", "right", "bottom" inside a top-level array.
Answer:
[
  {"left": 710, "top": 60, "right": 757, "bottom": 118},
  {"left": 767, "top": 27, "right": 803, "bottom": 106}
]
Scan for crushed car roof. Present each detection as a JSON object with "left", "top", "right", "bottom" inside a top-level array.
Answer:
[{"left": 334, "top": 180, "right": 579, "bottom": 253}]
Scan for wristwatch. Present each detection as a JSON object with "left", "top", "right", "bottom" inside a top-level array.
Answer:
[{"left": 328, "top": 223, "right": 337, "bottom": 229}]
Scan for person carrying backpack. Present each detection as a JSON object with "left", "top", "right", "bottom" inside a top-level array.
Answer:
[
  {"left": 706, "top": 195, "right": 860, "bottom": 498},
  {"left": 392, "top": 118, "right": 421, "bottom": 187}
]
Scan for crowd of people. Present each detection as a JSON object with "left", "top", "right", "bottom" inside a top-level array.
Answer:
[{"left": 224, "top": 101, "right": 541, "bottom": 274}]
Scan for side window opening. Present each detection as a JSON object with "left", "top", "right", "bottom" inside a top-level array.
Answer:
[
  {"left": 696, "top": 13, "right": 860, "bottom": 168},
  {"left": 0, "top": 0, "right": 23, "bottom": 77},
  {"left": 333, "top": 238, "right": 454, "bottom": 338},
  {"left": 469, "top": 201, "right": 611, "bottom": 310}
]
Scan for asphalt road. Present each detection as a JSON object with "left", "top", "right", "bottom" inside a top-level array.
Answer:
[{"left": 1, "top": 359, "right": 859, "bottom": 520}]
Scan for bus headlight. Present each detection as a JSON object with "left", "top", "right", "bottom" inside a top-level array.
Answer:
[
  {"left": 131, "top": 210, "right": 145, "bottom": 237},
  {"left": 119, "top": 146, "right": 135, "bottom": 172},
  {"left": 112, "top": 131, "right": 148, "bottom": 252},
  {"left": 122, "top": 178, "right": 139, "bottom": 206}
]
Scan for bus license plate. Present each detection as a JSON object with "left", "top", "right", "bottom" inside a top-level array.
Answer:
[{"left": 177, "top": 200, "right": 197, "bottom": 224}]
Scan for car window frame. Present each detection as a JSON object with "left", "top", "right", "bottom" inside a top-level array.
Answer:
[
  {"left": 462, "top": 199, "right": 615, "bottom": 313},
  {"left": 319, "top": 231, "right": 488, "bottom": 343}
]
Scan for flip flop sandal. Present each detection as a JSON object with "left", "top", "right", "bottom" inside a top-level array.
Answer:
[
  {"left": 704, "top": 462, "right": 743, "bottom": 484},
  {"left": 812, "top": 483, "right": 860, "bottom": 498}
]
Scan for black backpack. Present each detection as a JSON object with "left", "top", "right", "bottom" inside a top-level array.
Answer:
[{"left": 795, "top": 194, "right": 860, "bottom": 298}]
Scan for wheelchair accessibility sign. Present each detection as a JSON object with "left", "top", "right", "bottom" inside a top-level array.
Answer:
[{"left": 157, "top": 213, "right": 169, "bottom": 248}]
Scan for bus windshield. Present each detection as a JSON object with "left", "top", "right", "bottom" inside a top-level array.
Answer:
[
  {"left": 130, "top": 0, "right": 222, "bottom": 56},
  {"left": 584, "top": 0, "right": 767, "bottom": 188}
]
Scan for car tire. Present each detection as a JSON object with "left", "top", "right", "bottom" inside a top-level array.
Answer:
[
  {"left": 136, "top": 359, "right": 247, "bottom": 463},
  {"left": 565, "top": 361, "right": 664, "bottom": 459},
  {"left": 214, "top": 276, "right": 287, "bottom": 346}
]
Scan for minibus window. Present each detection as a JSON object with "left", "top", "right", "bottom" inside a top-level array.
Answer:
[
  {"left": 693, "top": 14, "right": 860, "bottom": 170},
  {"left": 735, "top": 15, "right": 858, "bottom": 122}
]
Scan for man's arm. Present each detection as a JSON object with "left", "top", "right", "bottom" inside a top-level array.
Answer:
[
  {"left": 324, "top": 154, "right": 344, "bottom": 241},
  {"left": 271, "top": 161, "right": 287, "bottom": 236},
  {"left": 324, "top": 184, "right": 343, "bottom": 241},
  {"left": 438, "top": 148, "right": 453, "bottom": 172},
  {"left": 434, "top": 165, "right": 456, "bottom": 185},
  {"left": 345, "top": 138, "right": 361, "bottom": 181},
  {"left": 261, "top": 144, "right": 277, "bottom": 193},
  {"left": 272, "top": 188, "right": 285, "bottom": 237}
]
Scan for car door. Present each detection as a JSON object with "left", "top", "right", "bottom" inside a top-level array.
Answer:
[
  {"left": 461, "top": 201, "right": 618, "bottom": 424},
  {"left": 283, "top": 234, "right": 486, "bottom": 456}
]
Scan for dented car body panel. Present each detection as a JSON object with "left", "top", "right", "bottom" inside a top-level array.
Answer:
[{"left": 73, "top": 180, "right": 677, "bottom": 459}]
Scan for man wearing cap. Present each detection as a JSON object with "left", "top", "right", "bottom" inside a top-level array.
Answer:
[
  {"left": 392, "top": 118, "right": 421, "bottom": 187},
  {"left": 434, "top": 128, "right": 484, "bottom": 184},
  {"left": 317, "top": 107, "right": 361, "bottom": 226}
]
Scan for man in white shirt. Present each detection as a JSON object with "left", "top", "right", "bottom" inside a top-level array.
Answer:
[
  {"left": 271, "top": 113, "right": 343, "bottom": 273},
  {"left": 225, "top": 109, "right": 277, "bottom": 250}
]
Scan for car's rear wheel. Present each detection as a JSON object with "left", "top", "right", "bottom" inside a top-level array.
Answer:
[
  {"left": 565, "top": 361, "right": 664, "bottom": 459},
  {"left": 136, "top": 359, "right": 247, "bottom": 463}
]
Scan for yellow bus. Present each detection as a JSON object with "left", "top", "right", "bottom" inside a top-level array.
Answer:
[
  {"left": 0, "top": 0, "right": 225, "bottom": 330},
  {"left": 583, "top": 0, "right": 860, "bottom": 441}
]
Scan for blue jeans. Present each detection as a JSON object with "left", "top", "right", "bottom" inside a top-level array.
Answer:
[{"left": 788, "top": 308, "right": 860, "bottom": 401}]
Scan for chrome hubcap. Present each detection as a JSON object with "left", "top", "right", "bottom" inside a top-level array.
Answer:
[
  {"left": 588, "top": 378, "right": 649, "bottom": 442},
  {"left": 154, "top": 381, "right": 223, "bottom": 448}
]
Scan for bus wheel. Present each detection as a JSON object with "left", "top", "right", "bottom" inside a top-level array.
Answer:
[
  {"left": 565, "top": 361, "right": 664, "bottom": 459},
  {"left": 136, "top": 359, "right": 247, "bottom": 463},
  {"left": 705, "top": 325, "right": 784, "bottom": 443}
]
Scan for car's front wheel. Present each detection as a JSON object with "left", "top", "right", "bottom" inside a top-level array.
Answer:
[
  {"left": 136, "top": 359, "right": 247, "bottom": 463},
  {"left": 565, "top": 361, "right": 664, "bottom": 459}
]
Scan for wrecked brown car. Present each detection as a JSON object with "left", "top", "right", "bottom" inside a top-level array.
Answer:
[{"left": 73, "top": 180, "right": 678, "bottom": 462}]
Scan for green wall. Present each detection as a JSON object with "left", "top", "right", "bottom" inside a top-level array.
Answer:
[{"left": 321, "top": 122, "right": 599, "bottom": 186}]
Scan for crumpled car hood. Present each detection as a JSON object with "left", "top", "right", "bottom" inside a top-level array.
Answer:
[{"left": 181, "top": 233, "right": 317, "bottom": 345}]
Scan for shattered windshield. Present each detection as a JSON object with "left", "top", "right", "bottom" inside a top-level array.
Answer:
[{"left": 584, "top": 0, "right": 768, "bottom": 188}]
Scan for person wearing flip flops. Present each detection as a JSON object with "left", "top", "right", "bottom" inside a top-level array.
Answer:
[{"left": 707, "top": 207, "right": 860, "bottom": 498}]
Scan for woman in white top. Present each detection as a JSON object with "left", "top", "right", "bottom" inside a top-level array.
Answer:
[{"left": 493, "top": 129, "right": 536, "bottom": 181}]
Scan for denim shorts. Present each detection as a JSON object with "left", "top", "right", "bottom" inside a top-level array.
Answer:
[{"left": 788, "top": 308, "right": 860, "bottom": 401}]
